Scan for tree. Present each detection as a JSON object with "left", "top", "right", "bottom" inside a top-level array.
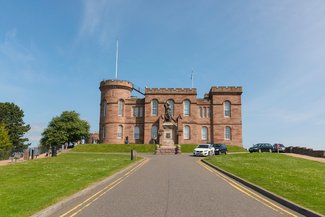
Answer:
[
  {"left": 0, "top": 102, "right": 30, "bottom": 151},
  {"left": 40, "top": 111, "right": 90, "bottom": 149},
  {"left": 0, "top": 123, "right": 12, "bottom": 151}
]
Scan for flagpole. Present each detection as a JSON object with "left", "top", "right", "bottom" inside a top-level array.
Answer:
[
  {"left": 115, "top": 40, "right": 119, "bottom": 79},
  {"left": 191, "top": 69, "right": 194, "bottom": 88}
]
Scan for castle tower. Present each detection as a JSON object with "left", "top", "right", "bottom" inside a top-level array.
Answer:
[
  {"left": 209, "top": 86, "right": 243, "bottom": 146},
  {"left": 99, "top": 80, "right": 133, "bottom": 143}
]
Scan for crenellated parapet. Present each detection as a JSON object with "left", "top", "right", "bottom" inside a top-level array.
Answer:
[
  {"left": 209, "top": 86, "right": 242, "bottom": 95},
  {"left": 100, "top": 79, "right": 133, "bottom": 91},
  {"left": 145, "top": 88, "right": 197, "bottom": 95}
]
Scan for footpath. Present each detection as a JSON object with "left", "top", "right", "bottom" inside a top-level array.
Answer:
[{"left": 283, "top": 153, "right": 325, "bottom": 163}]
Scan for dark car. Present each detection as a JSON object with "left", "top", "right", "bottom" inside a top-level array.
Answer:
[
  {"left": 212, "top": 144, "right": 227, "bottom": 155},
  {"left": 273, "top": 144, "right": 285, "bottom": 153},
  {"left": 249, "top": 143, "right": 273, "bottom": 153}
]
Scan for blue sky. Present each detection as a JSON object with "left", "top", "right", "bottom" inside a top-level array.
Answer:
[{"left": 0, "top": 0, "right": 324, "bottom": 150}]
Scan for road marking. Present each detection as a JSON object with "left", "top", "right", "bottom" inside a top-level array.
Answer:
[
  {"left": 198, "top": 160, "right": 298, "bottom": 217},
  {"left": 60, "top": 158, "right": 149, "bottom": 217}
]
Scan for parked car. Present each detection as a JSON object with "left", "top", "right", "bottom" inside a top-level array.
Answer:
[
  {"left": 212, "top": 144, "right": 227, "bottom": 155},
  {"left": 193, "top": 144, "right": 215, "bottom": 156},
  {"left": 249, "top": 143, "right": 273, "bottom": 153},
  {"left": 273, "top": 144, "right": 285, "bottom": 153}
]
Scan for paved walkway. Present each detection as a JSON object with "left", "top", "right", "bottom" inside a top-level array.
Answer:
[
  {"left": 283, "top": 153, "right": 325, "bottom": 163},
  {"left": 50, "top": 154, "right": 302, "bottom": 217}
]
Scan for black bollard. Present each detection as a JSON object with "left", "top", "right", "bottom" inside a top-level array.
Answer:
[{"left": 131, "top": 149, "right": 137, "bottom": 160}]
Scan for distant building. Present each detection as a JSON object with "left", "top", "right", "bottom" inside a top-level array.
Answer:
[{"left": 99, "top": 80, "right": 243, "bottom": 146}]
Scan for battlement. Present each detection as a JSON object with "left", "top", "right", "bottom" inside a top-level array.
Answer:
[
  {"left": 145, "top": 88, "right": 197, "bottom": 95},
  {"left": 210, "top": 86, "right": 242, "bottom": 95},
  {"left": 100, "top": 79, "right": 133, "bottom": 90}
]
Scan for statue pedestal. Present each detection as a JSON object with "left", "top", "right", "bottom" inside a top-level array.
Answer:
[{"left": 156, "top": 122, "right": 179, "bottom": 155}]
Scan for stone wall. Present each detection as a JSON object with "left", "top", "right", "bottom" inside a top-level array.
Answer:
[{"left": 285, "top": 146, "right": 325, "bottom": 158}]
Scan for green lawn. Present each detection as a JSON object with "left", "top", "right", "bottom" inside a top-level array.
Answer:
[
  {"left": 73, "top": 143, "right": 156, "bottom": 153},
  {"left": 0, "top": 153, "right": 135, "bottom": 217},
  {"left": 206, "top": 153, "right": 325, "bottom": 215},
  {"left": 181, "top": 144, "right": 247, "bottom": 153}
]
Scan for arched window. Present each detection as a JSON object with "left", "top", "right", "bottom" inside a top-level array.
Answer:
[
  {"left": 151, "top": 125, "right": 158, "bottom": 139},
  {"left": 118, "top": 100, "right": 124, "bottom": 116},
  {"left": 224, "top": 101, "right": 231, "bottom": 117},
  {"left": 199, "top": 107, "right": 203, "bottom": 118},
  {"left": 184, "top": 125, "right": 190, "bottom": 139},
  {"left": 151, "top": 100, "right": 158, "bottom": 116},
  {"left": 167, "top": 99, "right": 174, "bottom": 116},
  {"left": 204, "top": 107, "right": 207, "bottom": 117},
  {"left": 225, "top": 126, "right": 231, "bottom": 140},
  {"left": 134, "top": 126, "right": 140, "bottom": 139},
  {"left": 183, "top": 100, "right": 190, "bottom": 116},
  {"left": 201, "top": 127, "right": 208, "bottom": 140},
  {"left": 117, "top": 125, "right": 123, "bottom": 139}
]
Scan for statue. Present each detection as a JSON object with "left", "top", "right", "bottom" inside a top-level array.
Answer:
[{"left": 164, "top": 102, "right": 172, "bottom": 122}]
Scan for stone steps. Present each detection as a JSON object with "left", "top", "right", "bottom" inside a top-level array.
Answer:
[{"left": 155, "top": 146, "right": 181, "bottom": 155}]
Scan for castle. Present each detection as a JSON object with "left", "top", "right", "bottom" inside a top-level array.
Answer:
[{"left": 99, "top": 80, "right": 243, "bottom": 146}]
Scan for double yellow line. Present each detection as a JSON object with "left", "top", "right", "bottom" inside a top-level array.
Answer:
[
  {"left": 198, "top": 160, "right": 298, "bottom": 217},
  {"left": 60, "top": 158, "right": 149, "bottom": 217}
]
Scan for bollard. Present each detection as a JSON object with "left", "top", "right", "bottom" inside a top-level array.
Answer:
[{"left": 131, "top": 149, "right": 137, "bottom": 160}]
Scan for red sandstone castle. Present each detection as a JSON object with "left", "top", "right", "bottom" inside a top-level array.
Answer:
[{"left": 99, "top": 80, "right": 243, "bottom": 147}]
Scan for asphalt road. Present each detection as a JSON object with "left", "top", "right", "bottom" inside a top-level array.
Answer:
[{"left": 52, "top": 154, "right": 302, "bottom": 217}]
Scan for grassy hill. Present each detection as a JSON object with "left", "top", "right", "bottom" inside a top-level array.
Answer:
[
  {"left": 206, "top": 153, "right": 325, "bottom": 215},
  {"left": 73, "top": 144, "right": 156, "bottom": 153}
]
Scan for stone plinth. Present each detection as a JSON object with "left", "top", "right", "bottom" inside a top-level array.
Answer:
[{"left": 155, "top": 122, "right": 178, "bottom": 155}]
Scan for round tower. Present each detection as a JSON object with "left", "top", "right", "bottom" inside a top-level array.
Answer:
[{"left": 99, "top": 80, "right": 133, "bottom": 143}]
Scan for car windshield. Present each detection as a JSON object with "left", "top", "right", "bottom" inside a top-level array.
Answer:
[
  {"left": 198, "top": 144, "right": 209, "bottom": 148},
  {"left": 213, "top": 144, "right": 222, "bottom": 147}
]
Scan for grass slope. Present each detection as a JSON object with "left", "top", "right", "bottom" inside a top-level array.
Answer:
[
  {"left": 0, "top": 153, "right": 134, "bottom": 217},
  {"left": 181, "top": 144, "right": 247, "bottom": 153},
  {"left": 73, "top": 144, "right": 155, "bottom": 153},
  {"left": 206, "top": 153, "right": 325, "bottom": 215}
]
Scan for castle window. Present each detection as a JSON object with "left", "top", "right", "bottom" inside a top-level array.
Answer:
[
  {"left": 117, "top": 125, "right": 123, "bottom": 139},
  {"left": 118, "top": 100, "right": 124, "bottom": 116},
  {"left": 224, "top": 101, "right": 231, "bottom": 117},
  {"left": 225, "top": 126, "right": 231, "bottom": 140},
  {"left": 183, "top": 100, "right": 190, "bottom": 116},
  {"left": 184, "top": 125, "right": 190, "bottom": 139},
  {"left": 167, "top": 99, "right": 174, "bottom": 116},
  {"left": 207, "top": 107, "right": 210, "bottom": 118},
  {"left": 199, "top": 107, "right": 202, "bottom": 118},
  {"left": 204, "top": 107, "right": 207, "bottom": 117},
  {"left": 201, "top": 127, "right": 208, "bottom": 140},
  {"left": 134, "top": 126, "right": 140, "bottom": 139},
  {"left": 151, "top": 100, "right": 158, "bottom": 116},
  {"left": 103, "top": 101, "right": 107, "bottom": 117},
  {"left": 135, "top": 107, "right": 139, "bottom": 117},
  {"left": 132, "top": 106, "right": 143, "bottom": 117},
  {"left": 151, "top": 125, "right": 158, "bottom": 139}
]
